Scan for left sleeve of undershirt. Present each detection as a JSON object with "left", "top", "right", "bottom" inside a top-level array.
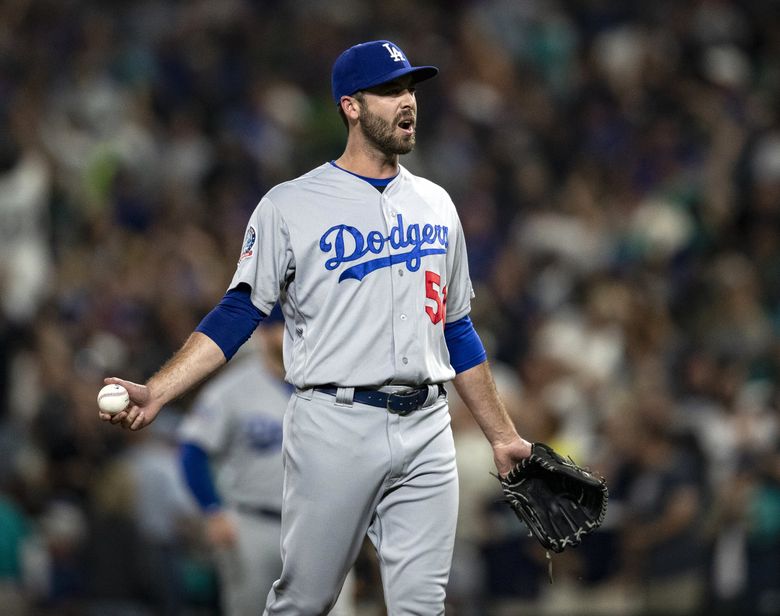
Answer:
[
  {"left": 444, "top": 315, "right": 487, "bottom": 374},
  {"left": 195, "top": 283, "right": 266, "bottom": 361}
]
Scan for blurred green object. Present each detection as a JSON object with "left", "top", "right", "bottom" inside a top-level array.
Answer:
[
  {"left": 180, "top": 554, "right": 219, "bottom": 606},
  {"left": 0, "top": 496, "right": 31, "bottom": 580},
  {"left": 749, "top": 483, "right": 780, "bottom": 542}
]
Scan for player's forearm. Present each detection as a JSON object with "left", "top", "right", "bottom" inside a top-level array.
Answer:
[
  {"left": 452, "top": 361, "right": 520, "bottom": 447},
  {"left": 146, "top": 332, "right": 227, "bottom": 406}
]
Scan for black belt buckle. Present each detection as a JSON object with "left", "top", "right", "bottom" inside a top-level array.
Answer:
[{"left": 386, "top": 388, "right": 426, "bottom": 415}]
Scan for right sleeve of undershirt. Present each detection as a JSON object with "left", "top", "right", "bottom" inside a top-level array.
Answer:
[{"left": 195, "top": 284, "right": 266, "bottom": 361}]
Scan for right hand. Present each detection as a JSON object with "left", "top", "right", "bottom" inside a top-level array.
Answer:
[
  {"left": 206, "top": 510, "right": 238, "bottom": 548},
  {"left": 98, "top": 377, "right": 163, "bottom": 431}
]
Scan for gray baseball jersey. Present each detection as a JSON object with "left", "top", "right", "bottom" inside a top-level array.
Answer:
[
  {"left": 177, "top": 344, "right": 288, "bottom": 510},
  {"left": 228, "top": 162, "right": 474, "bottom": 388},
  {"left": 227, "top": 161, "right": 472, "bottom": 614}
]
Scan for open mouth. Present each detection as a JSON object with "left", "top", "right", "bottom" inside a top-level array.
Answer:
[{"left": 398, "top": 118, "right": 415, "bottom": 134}]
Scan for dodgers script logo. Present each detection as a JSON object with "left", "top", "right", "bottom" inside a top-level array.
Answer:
[{"left": 320, "top": 214, "right": 448, "bottom": 282}]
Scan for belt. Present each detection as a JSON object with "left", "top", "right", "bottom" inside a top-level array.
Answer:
[
  {"left": 316, "top": 384, "right": 444, "bottom": 415},
  {"left": 235, "top": 503, "right": 282, "bottom": 520}
]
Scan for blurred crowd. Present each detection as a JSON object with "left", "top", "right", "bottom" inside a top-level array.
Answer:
[{"left": 1, "top": 0, "right": 779, "bottom": 614}]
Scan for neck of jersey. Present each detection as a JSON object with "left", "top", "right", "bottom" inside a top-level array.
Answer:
[{"left": 330, "top": 161, "right": 397, "bottom": 193}]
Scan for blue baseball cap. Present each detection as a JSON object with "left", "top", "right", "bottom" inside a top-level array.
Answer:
[{"left": 331, "top": 40, "right": 438, "bottom": 105}]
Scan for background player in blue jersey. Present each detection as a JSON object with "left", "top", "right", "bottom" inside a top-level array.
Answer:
[
  {"left": 178, "top": 310, "right": 356, "bottom": 615},
  {"left": 100, "top": 40, "right": 532, "bottom": 615}
]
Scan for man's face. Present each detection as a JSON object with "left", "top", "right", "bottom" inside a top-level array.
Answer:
[{"left": 357, "top": 76, "right": 417, "bottom": 155}]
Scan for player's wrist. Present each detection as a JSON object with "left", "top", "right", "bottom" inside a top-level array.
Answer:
[
  {"left": 206, "top": 512, "right": 226, "bottom": 522},
  {"left": 142, "top": 379, "right": 154, "bottom": 392},
  {"left": 489, "top": 432, "right": 523, "bottom": 450},
  {"left": 143, "top": 379, "right": 170, "bottom": 409},
  {"left": 492, "top": 436, "right": 532, "bottom": 460},
  {"left": 204, "top": 503, "right": 224, "bottom": 517}
]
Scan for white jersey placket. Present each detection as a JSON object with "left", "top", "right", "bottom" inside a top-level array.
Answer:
[{"left": 379, "top": 185, "right": 416, "bottom": 381}]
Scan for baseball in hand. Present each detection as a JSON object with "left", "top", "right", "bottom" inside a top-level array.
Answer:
[{"left": 97, "top": 384, "right": 130, "bottom": 415}]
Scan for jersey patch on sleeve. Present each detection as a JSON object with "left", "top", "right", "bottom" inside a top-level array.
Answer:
[{"left": 239, "top": 226, "right": 256, "bottom": 262}]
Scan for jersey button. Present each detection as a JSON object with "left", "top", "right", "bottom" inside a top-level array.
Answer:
[
  {"left": 400, "top": 314, "right": 407, "bottom": 321},
  {"left": 402, "top": 357, "right": 409, "bottom": 365},
  {"left": 398, "top": 269, "right": 404, "bottom": 276}
]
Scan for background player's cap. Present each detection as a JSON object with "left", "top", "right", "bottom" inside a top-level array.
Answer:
[{"left": 331, "top": 40, "right": 438, "bottom": 105}]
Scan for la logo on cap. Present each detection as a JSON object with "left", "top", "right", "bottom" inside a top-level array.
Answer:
[{"left": 383, "top": 43, "right": 406, "bottom": 63}]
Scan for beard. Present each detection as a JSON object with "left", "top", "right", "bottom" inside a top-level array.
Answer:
[{"left": 359, "top": 106, "right": 415, "bottom": 155}]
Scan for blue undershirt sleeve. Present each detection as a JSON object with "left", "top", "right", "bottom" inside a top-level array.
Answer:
[
  {"left": 179, "top": 442, "right": 222, "bottom": 513},
  {"left": 444, "top": 315, "right": 488, "bottom": 374},
  {"left": 195, "top": 283, "right": 266, "bottom": 361}
]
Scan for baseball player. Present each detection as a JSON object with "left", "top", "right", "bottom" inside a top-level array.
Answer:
[
  {"left": 100, "top": 39, "right": 532, "bottom": 615},
  {"left": 177, "top": 311, "right": 356, "bottom": 615}
]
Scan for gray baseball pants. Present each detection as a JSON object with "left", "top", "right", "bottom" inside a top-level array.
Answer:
[{"left": 264, "top": 386, "right": 459, "bottom": 615}]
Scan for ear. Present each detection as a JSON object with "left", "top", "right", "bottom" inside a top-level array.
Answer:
[{"left": 340, "top": 95, "right": 361, "bottom": 121}]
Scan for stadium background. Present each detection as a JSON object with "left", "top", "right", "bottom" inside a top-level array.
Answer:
[{"left": 0, "top": 0, "right": 779, "bottom": 614}]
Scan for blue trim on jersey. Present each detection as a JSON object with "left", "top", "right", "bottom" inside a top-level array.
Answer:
[
  {"left": 444, "top": 315, "right": 487, "bottom": 374},
  {"left": 329, "top": 161, "right": 397, "bottom": 187},
  {"left": 195, "top": 284, "right": 266, "bottom": 361},
  {"left": 180, "top": 442, "right": 222, "bottom": 512}
]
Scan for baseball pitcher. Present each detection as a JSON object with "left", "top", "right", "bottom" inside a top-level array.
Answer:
[{"left": 100, "top": 40, "right": 533, "bottom": 615}]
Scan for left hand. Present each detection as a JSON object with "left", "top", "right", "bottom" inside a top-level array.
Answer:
[{"left": 492, "top": 436, "right": 532, "bottom": 478}]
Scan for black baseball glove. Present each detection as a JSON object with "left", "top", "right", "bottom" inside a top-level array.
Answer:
[{"left": 498, "top": 442, "right": 608, "bottom": 553}]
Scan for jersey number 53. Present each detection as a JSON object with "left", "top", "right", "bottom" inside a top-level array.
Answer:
[{"left": 425, "top": 270, "right": 447, "bottom": 325}]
